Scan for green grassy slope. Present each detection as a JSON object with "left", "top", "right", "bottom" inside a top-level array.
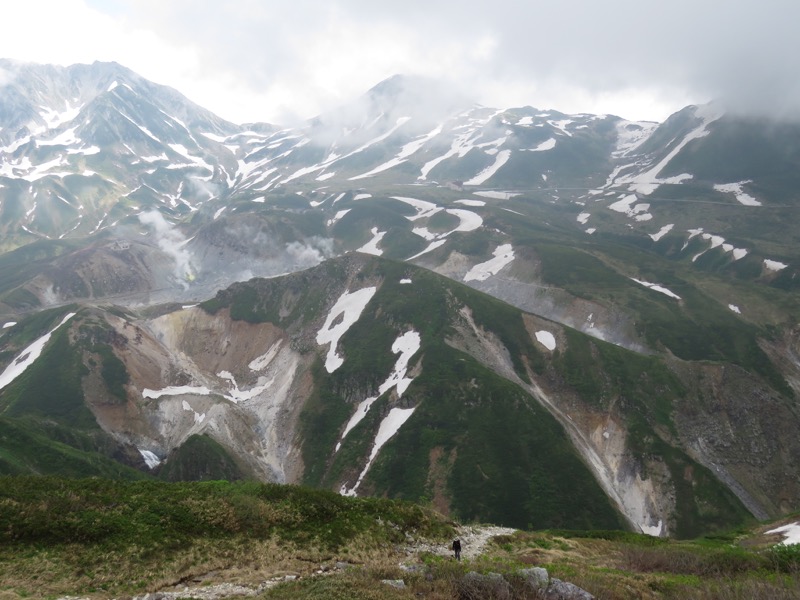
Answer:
[{"left": 0, "top": 475, "right": 796, "bottom": 599}]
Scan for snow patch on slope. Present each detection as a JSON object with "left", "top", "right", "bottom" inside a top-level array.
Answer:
[
  {"left": 357, "top": 227, "right": 386, "bottom": 256},
  {"left": 649, "top": 224, "right": 674, "bottom": 241},
  {"left": 714, "top": 181, "right": 761, "bottom": 206},
  {"left": 613, "top": 120, "right": 658, "bottom": 157},
  {"left": 525, "top": 138, "right": 556, "bottom": 152},
  {"left": 0, "top": 313, "right": 76, "bottom": 392},
  {"left": 610, "top": 105, "right": 723, "bottom": 195},
  {"left": 764, "top": 259, "right": 788, "bottom": 272},
  {"left": 337, "top": 330, "right": 421, "bottom": 451},
  {"left": 350, "top": 125, "right": 442, "bottom": 180},
  {"left": 316, "top": 287, "right": 377, "bottom": 372},
  {"left": 464, "top": 244, "right": 515, "bottom": 281},
  {"left": 535, "top": 331, "right": 556, "bottom": 351},
  {"left": 341, "top": 407, "right": 417, "bottom": 497},
  {"left": 631, "top": 278, "right": 681, "bottom": 300},
  {"left": 464, "top": 149, "right": 511, "bottom": 185},
  {"left": 767, "top": 522, "right": 800, "bottom": 546}
]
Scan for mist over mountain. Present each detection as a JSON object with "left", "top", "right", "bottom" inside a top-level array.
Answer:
[{"left": 0, "top": 60, "right": 798, "bottom": 538}]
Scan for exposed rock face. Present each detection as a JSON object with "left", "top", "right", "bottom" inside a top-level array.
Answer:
[
  {"left": 446, "top": 306, "right": 675, "bottom": 535},
  {"left": 459, "top": 567, "right": 595, "bottom": 600},
  {"left": 671, "top": 360, "right": 800, "bottom": 519},
  {"left": 91, "top": 306, "right": 312, "bottom": 482}
]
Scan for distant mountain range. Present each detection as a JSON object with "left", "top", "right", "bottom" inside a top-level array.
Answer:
[{"left": 0, "top": 60, "right": 798, "bottom": 538}]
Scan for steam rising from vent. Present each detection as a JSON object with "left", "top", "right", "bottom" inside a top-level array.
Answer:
[
  {"left": 286, "top": 237, "right": 334, "bottom": 266},
  {"left": 224, "top": 236, "right": 335, "bottom": 285},
  {"left": 187, "top": 176, "right": 220, "bottom": 200},
  {"left": 41, "top": 285, "right": 60, "bottom": 307},
  {"left": 138, "top": 210, "right": 196, "bottom": 285}
]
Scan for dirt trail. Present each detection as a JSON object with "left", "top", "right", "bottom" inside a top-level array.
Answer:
[{"left": 411, "top": 524, "right": 517, "bottom": 560}]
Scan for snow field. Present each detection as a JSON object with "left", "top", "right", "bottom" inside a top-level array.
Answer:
[
  {"left": 464, "top": 149, "right": 511, "bottom": 185},
  {"left": 408, "top": 240, "right": 447, "bottom": 260},
  {"left": 713, "top": 181, "right": 762, "bottom": 206},
  {"left": 649, "top": 224, "right": 673, "bottom": 241},
  {"left": 138, "top": 449, "right": 161, "bottom": 469},
  {"left": 350, "top": 125, "right": 442, "bottom": 180},
  {"left": 316, "top": 287, "right": 377, "bottom": 372},
  {"left": 768, "top": 523, "right": 800, "bottom": 546},
  {"left": 535, "top": 331, "right": 557, "bottom": 351},
  {"left": 391, "top": 196, "right": 442, "bottom": 221},
  {"left": 524, "top": 138, "right": 556, "bottom": 152},
  {"left": 338, "top": 330, "right": 421, "bottom": 449},
  {"left": 630, "top": 278, "right": 681, "bottom": 300},
  {"left": 464, "top": 244, "right": 515, "bottom": 282},
  {"left": 326, "top": 209, "right": 351, "bottom": 226},
  {"left": 144, "top": 346, "right": 285, "bottom": 406},
  {"left": 609, "top": 105, "right": 723, "bottom": 195},
  {"left": 248, "top": 340, "right": 283, "bottom": 371},
  {"left": 387, "top": 196, "right": 482, "bottom": 260},
  {"left": 338, "top": 331, "right": 421, "bottom": 495},
  {"left": 684, "top": 228, "right": 748, "bottom": 262},
  {"left": 446, "top": 208, "right": 483, "bottom": 234},
  {"left": 357, "top": 227, "right": 386, "bottom": 256},
  {"left": 613, "top": 120, "right": 659, "bottom": 157},
  {"left": 608, "top": 194, "right": 651, "bottom": 220},
  {"left": 341, "top": 407, "right": 417, "bottom": 497},
  {"left": 764, "top": 259, "right": 788, "bottom": 272},
  {"left": 284, "top": 117, "right": 414, "bottom": 184},
  {"left": 143, "top": 385, "right": 211, "bottom": 399},
  {"left": 474, "top": 190, "right": 520, "bottom": 200},
  {"left": 419, "top": 108, "right": 502, "bottom": 181}
]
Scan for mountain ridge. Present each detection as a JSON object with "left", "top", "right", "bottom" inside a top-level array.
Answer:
[{"left": 0, "top": 60, "right": 798, "bottom": 539}]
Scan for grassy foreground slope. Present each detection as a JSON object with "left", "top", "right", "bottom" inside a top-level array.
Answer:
[
  {"left": 0, "top": 476, "right": 452, "bottom": 598},
  {"left": 1, "top": 476, "right": 800, "bottom": 599}
]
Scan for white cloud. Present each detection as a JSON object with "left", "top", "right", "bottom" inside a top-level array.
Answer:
[{"left": 3, "top": 0, "right": 799, "bottom": 124}]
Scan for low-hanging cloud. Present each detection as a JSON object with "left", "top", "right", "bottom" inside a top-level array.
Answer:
[
  {"left": 15, "top": 0, "right": 800, "bottom": 122},
  {"left": 0, "top": 62, "right": 17, "bottom": 88}
]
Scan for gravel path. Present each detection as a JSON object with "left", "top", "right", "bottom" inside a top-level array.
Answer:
[{"left": 409, "top": 524, "right": 517, "bottom": 560}]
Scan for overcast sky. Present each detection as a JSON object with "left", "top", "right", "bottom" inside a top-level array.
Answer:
[{"left": 1, "top": 0, "right": 797, "bottom": 125}]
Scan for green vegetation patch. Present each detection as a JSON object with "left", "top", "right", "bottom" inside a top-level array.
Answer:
[
  {"left": 201, "top": 257, "right": 351, "bottom": 327},
  {"left": 346, "top": 346, "right": 623, "bottom": 531},
  {"left": 0, "top": 476, "right": 452, "bottom": 551},
  {"left": 554, "top": 328, "right": 683, "bottom": 427},
  {"left": 537, "top": 243, "right": 633, "bottom": 300},
  {"left": 0, "top": 418, "right": 148, "bottom": 479},
  {"left": 158, "top": 434, "right": 251, "bottom": 482},
  {"left": 538, "top": 240, "right": 791, "bottom": 397},
  {"left": 0, "top": 323, "right": 95, "bottom": 429}
]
